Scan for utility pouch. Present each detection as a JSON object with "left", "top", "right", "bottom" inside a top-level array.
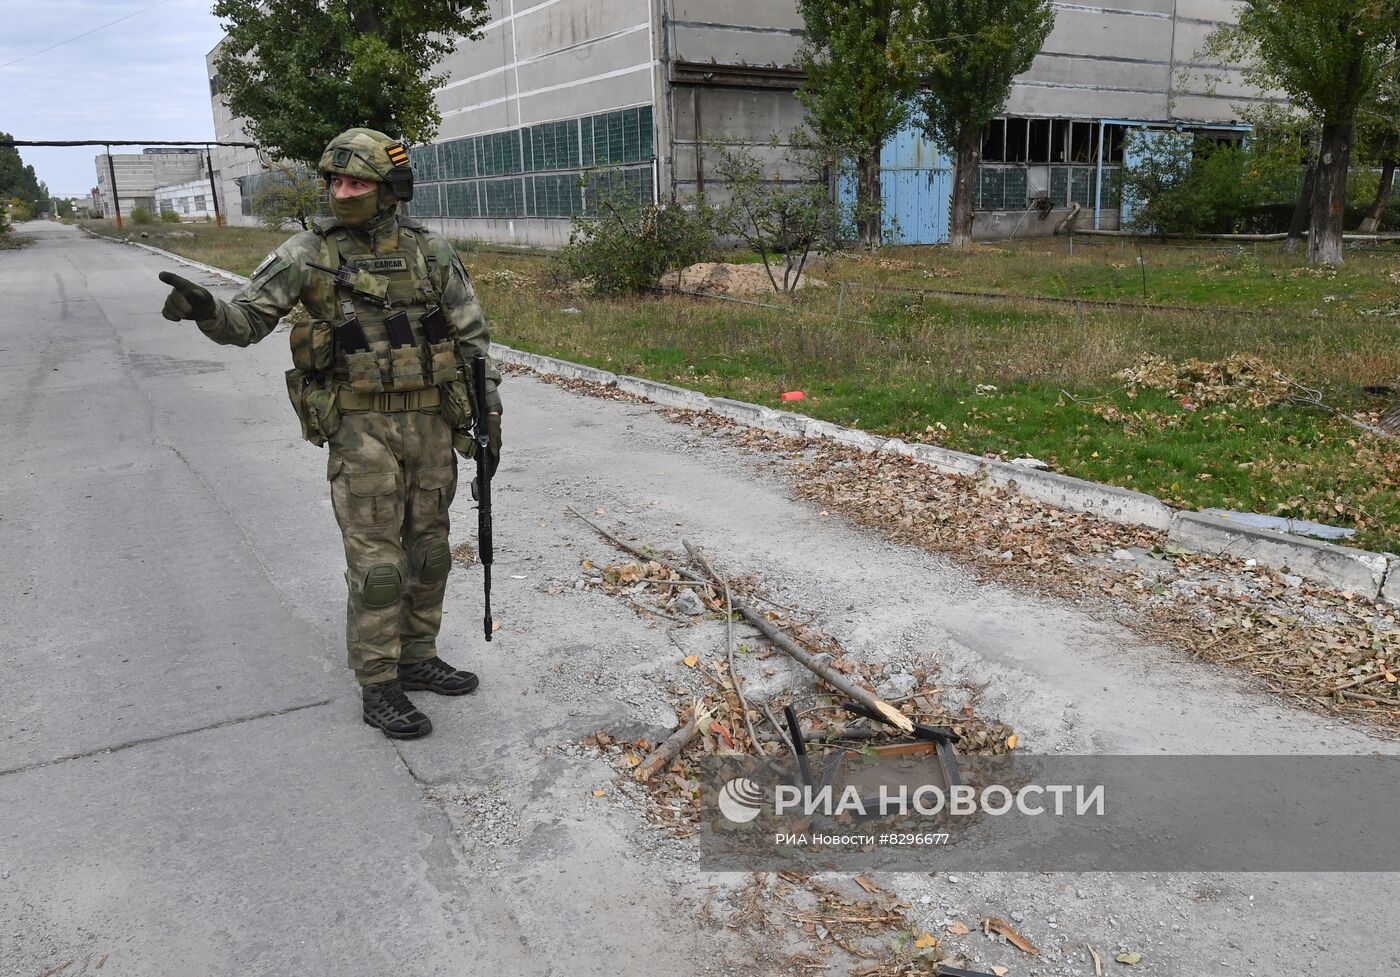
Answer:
[
  {"left": 428, "top": 341, "right": 457, "bottom": 385},
  {"left": 290, "top": 319, "right": 334, "bottom": 372},
  {"left": 441, "top": 378, "right": 477, "bottom": 457},
  {"left": 285, "top": 369, "right": 342, "bottom": 447}
]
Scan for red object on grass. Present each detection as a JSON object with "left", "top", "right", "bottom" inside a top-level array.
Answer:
[{"left": 780, "top": 391, "right": 806, "bottom": 402}]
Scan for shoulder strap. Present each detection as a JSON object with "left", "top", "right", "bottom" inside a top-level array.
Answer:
[{"left": 311, "top": 215, "right": 342, "bottom": 236}]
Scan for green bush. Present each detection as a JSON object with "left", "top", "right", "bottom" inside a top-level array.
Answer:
[
  {"left": 555, "top": 179, "right": 714, "bottom": 295},
  {"left": 9, "top": 199, "right": 34, "bottom": 222},
  {"left": 129, "top": 207, "right": 155, "bottom": 226},
  {"left": 160, "top": 209, "right": 182, "bottom": 223},
  {"left": 1122, "top": 134, "right": 1252, "bottom": 236}
]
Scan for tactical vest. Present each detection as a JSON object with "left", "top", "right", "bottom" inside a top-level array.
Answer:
[{"left": 312, "top": 217, "right": 457, "bottom": 393}]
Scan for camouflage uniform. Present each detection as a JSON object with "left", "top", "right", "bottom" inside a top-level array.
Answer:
[{"left": 189, "top": 141, "right": 501, "bottom": 688}]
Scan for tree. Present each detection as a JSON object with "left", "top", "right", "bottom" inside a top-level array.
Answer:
[
  {"left": 251, "top": 161, "right": 324, "bottom": 230},
  {"left": 795, "top": 0, "right": 915, "bottom": 247},
  {"left": 1354, "top": 46, "right": 1400, "bottom": 234},
  {"left": 212, "top": 1, "right": 491, "bottom": 163},
  {"left": 904, "top": 0, "right": 1056, "bottom": 248},
  {"left": 1203, "top": 1, "right": 1396, "bottom": 265},
  {"left": 709, "top": 133, "right": 852, "bottom": 293},
  {"left": 0, "top": 133, "right": 44, "bottom": 207}
]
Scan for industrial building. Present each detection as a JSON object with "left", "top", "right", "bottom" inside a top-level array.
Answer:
[
  {"left": 155, "top": 178, "right": 219, "bottom": 220},
  {"left": 93, "top": 148, "right": 209, "bottom": 220},
  {"left": 206, "top": 0, "right": 1267, "bottom": 245}
]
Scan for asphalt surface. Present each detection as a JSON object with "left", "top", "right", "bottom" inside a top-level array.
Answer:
[{"left": 1, "top": 221, "right": 1395, "bottom": 977}]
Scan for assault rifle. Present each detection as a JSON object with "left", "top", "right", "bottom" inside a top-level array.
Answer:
[{"left": 469, "top": 354, "right": 494, "bottom": 642}]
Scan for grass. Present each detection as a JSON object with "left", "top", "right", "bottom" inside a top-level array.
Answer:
[
  {"left": 82, "top": 219, "right": 289, "bottom": 277},
  {"left": 95, "top": 219, "right": 1400, "bottom": 552}
]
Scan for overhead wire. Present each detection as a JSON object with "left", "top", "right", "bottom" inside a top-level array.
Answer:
[{"left": 0, "top": 0, "right": 177, "bottom": 70}]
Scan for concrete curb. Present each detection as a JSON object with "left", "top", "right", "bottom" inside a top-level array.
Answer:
[
  {"left": 1168, "top": 511, "right": 1394, "bottom": 597},
  {"left": 81, "top": 227, "right": 254, "bottom": 287},
  {"left": 88, "top": 231, "right": 1398, "bottom": 606},
  {"left": 493, "top": 343, "right": 1393, "bottom": 603}
]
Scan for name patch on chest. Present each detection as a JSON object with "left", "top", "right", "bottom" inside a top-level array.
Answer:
[{"left": 354, "top": 256, "right": 410, "bottom": 273}]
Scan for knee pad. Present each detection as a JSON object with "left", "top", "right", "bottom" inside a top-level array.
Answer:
[
  {"left": 420, "top": 541, "right": 452, "bottom": 585},
  {"left": 362, "top": 564, "right": 402, "bottom": 608}
]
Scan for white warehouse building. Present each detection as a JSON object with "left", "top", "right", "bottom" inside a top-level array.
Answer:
[{"left": 207, "top": 0, "right": 1268, "bottom": 246}]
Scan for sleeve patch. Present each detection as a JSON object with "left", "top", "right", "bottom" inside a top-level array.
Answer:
[{"left": 251, "top": 252, "right": 281, "bottom": 279}]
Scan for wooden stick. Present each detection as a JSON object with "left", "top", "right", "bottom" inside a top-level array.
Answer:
[
  {"left": 1338, "top": 689, "right": 1400, "bottom": 707},
  {"left": 682, "top": 540, "right": 914, "bottom": 733},
  {"left": 566, "top": 505, "right": 658, "bottom": 565},
  {"left": 1330, "top": 672, "right": 1395, "bottom": 693},
  {"left": 634, "top": 710, "right": 703, "bottom": 783}
]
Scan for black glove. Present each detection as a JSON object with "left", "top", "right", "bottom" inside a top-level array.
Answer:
[
  {"left": 158, "top": 271, "right": 217, "bottom": 322},
  {"left": 470, "top": 413, "right": 501, "bottom": 500},
  {"left": 484, "top": 412, "right": 502, "bottom": 478}
]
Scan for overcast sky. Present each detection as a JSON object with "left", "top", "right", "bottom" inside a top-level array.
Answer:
[{"left": 1, "top": 0, "right": 229, "bottom": 196}]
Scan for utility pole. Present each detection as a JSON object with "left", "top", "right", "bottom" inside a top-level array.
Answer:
[
  {"left": 104, "top": 144, "right": 123, "bottom": 231},
  {"left": 205, "top": 148, "right": 222, "bottom": 228}
]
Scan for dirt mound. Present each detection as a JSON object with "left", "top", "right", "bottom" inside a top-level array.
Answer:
[{"left": 662, "top": 261, "right": 827, "bottom": 296}]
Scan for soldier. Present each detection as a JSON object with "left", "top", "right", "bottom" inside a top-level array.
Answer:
[{"left": 157, "top": 128, "right": 502, "bottom": 740}]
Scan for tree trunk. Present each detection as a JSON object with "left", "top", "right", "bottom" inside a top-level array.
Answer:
[
  {"left": 1357, "top": 158, "right": 1396, "bottom": 234},
  {"left": 1282, "top": 160, "right": 1315, "bottom": 255},
  {"left": 856, "top": 146, "right": 882, "bottom": 248},
  {"left": 948, "top": 129, "right": 979, "bottom": 249},
  {"left": 1307, "top": 122, "right": 1354, "bottom": 267},
  {"left": 1378, "top": 400, "right": 1400, "bottom": 436}
]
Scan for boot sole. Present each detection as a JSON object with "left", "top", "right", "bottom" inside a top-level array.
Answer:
[
  {"left": 363, "top": 716, "right": 433, "bottom": 739},
  {"left": 399, "top": 679, "right": 479, "bottom": 696}
]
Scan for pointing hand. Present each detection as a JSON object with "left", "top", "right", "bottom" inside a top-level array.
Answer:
[{"left": 158, "top": 271, "right": 217, "bottom": 322}]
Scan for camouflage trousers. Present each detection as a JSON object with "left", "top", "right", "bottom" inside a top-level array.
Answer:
[{"left": 327, "top": 408, "right": 458, "bottom": 686}]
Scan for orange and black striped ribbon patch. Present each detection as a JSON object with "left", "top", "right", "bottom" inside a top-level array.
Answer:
[{"left": 386, "top": 144, "right": 409, "bottom": 166}]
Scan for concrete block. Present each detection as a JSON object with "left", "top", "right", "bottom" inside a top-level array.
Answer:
[
  {"left": 491, "top": 344, "right": 619, "bottom": 387},
  {"left": 1169, "top": 511, "right": 1390, "bottom": 598},
  {"left": 709, "top": 396, "right": 778, "bottom": 429},
  {"left": 614, "top": 375, "right": 712, "bottom": 411},
  {"left": 1382, "top": 558, "right": 1400, "bottom": 607},
  {"left": 905, "top": 443, "right": 987, "bottom": 478},
  {"left": 989, "top": 463, "right": 1174, "bottom": 531}
]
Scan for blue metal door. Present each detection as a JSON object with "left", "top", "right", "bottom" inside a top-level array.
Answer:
[
  {"left": 838, "top": 125, "right": 952, "bottom": 244},
  {"left": 881, "top": 125, "right": 951, "bottom": 244}
]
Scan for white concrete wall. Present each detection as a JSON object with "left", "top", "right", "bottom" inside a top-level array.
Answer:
[
  {"left": 206, "top": 41, "right": 266, "bottom": 228},
  {"left": 155, "top": 178, "right": 219, "bottom": 220}
]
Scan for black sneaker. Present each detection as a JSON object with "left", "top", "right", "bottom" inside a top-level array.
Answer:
[
  {"left": 362, "top": 680, "right": 433, "bottom": 739},
  {"left": 398, "top": 657, "right": 479, "bottom": 696}
]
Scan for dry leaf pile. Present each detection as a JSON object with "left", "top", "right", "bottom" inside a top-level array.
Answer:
[
  {"left": 1117, "top": 353, "right": 1292, "bottom": 408},
  {"left": 766, "top": 433, "right": 1400, "bottom": 729},
  {"left": 703, "top": 871, "right": 988, "bottom": 977}
]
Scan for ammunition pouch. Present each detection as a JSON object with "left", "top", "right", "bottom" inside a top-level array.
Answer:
[
  {"left": 285, "top": 369, "right": 343, "bottom": 447},
  {"left": 389, "top": 345, "right": 427, "bottom": 389},
  {"left": 345, "top": 350, "right": 384, "bottom": 393}
]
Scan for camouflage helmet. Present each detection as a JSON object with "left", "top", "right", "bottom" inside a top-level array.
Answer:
[{"left": 318, "top": 127, "right": 415, "bottom": 201}]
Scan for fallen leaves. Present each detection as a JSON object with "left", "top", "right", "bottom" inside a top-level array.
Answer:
[{"left": 1116, "top": 950, "right": 1143, "bottom": 965}]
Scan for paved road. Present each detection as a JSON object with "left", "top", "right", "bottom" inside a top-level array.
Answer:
[{"left": 1, "top": 222, "right": 1395, "bottom": 977}]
